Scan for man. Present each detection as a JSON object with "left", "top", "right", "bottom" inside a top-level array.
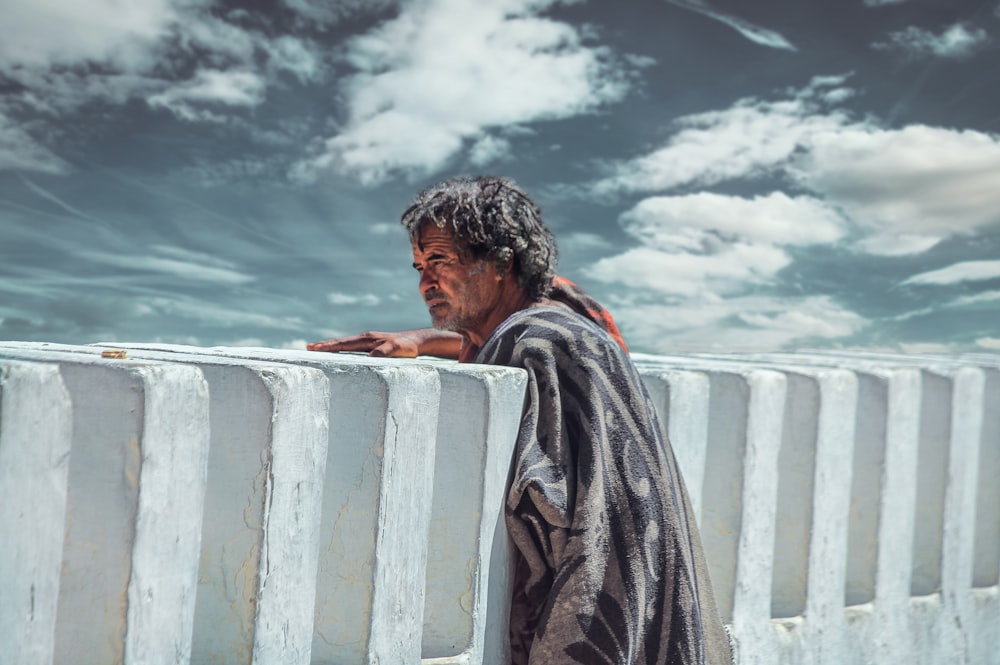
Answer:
[{"left": 309, "top": 176, "right": 732, "bottom": 665}]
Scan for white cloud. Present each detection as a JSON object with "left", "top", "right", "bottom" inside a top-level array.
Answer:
[
  {"left": 620, "top": 192, "right": 846, "bottom": 251},
  {"left": 327, "top": 292, "right": 381, "bottom": 306},
  {"left": 589, "top": 191, "right": 846, "bottom": 306},
  {"left": 0, "top": 0, "right": 183, "bottom": 71},
  {"left": 79, "top": 250, "right": 256, "bottom": 285},
  {"left": 976, "top": 337, "right": 1000, "bottom": 350},
  {"left": 469, "top": 135, "right": 513, "bottom": 167},
  {"left": 855, "top": 234, "right": 942, "bottom": 256},
  {"left": 873, "top": 23, "right": 990, "bottom": 60},
  {"left": 953, "top": 291, "right": 1000, "bottom": 307},
  {"left": 608, "top": 295, "right": 866, "bottom": 352},
  {"left": 148, "top": 69, "right": 268, "bottom": 121},
  {"left": 898, "top": 342, "right": 962, "bottom": 354},
  {"left": 0, "top": 1, "right": 327, "bottom": 158},
  {"left": 591, "top": 243, "right": 791, "bottom": 297},
  {"left": 864, "top": 0, "right": 909, "bottom": 5},
  {"left": 295, "top": 0, "right": 630, "bottom": 184},
  {"left": 591, "top": 76, "right": 856, "bottom": 197},
  {"left": 901, "top": 260, "right": 1000, "bottom": 286},
  {"left": 793, "top": 125, "right": 1000, "bottom": 246},
  {"left": 264, "top": 36, "right": 323, "bottom": 83},
  {"left": 0, "top": 111, "right": 69, "bottom": 173},
  {"left": 280, "top": 0, "right": 396, "bottom": 26},
  {"left": 589, "top": 79, "right": 1000, "bottom": 257},
  {"left": 665, "top": 0, "right": 796, "bottom": 51}
]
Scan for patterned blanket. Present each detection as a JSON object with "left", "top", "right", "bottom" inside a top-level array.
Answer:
[{"left": 476, "top": 306, "right": 732, "bottom": 665}]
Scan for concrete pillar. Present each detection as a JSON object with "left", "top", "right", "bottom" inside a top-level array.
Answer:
[
  {"left": 0, "top": 360, "right": 73, "bottom": 665},
  {"left": 634, "top": 355, "right": 787, "bottom": 664},
  {"left": 107, "top": 344, "right": 445, "bottom": 665},
  {"left": 416, "top": 362, "right": 526, "bottom": 665},
  {"left": 90, "top": 346, "right": 331, "bottom": 665},
  {"left": 0, "top": 343, "right": 211, "bottom": 665},
  {"left": 811, "top": 352, "right": 987, "bottom": 665},
  {"left": 635, "top": 368, "right": 711, "bottom": 522},
  {"left": 175, "top": 347, "right": 528, "bottom": 665}
]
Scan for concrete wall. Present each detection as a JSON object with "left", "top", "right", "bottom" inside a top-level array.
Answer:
[{"left": 1, "top": 343, "right": 997, "bottom": 665}]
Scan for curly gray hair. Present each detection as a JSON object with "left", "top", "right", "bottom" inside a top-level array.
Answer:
[{"left": 400, "top": 176, "right": 558, "bottom": 301}]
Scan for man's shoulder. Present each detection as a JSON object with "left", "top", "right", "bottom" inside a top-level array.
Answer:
[
  {"left": 501, "top": 305, "right": 604, "bottom": 339},
  {"left": 483, "top": 305, "right": 626, "bottom": 365}
]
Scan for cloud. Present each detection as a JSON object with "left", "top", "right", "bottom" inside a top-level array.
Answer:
[
  {"left": 792, "top": 125, "right": 1000, "bottom": 250},
  {"left": 0, "top": 1, "right": 328, "bottom": 162},
  {"left": 327, "top": 292, "right": 381, "bottom": 306},
  {"left": 864, "top": 0, "right": 909, "bottom": 5},
  {"left": 279, "top": 0, "right": 396, "bottom": 26},
  {"left": 953, "top": 291, "right": 1000, "bottom": 307},
  {"left": 293, "top": 0, "right": 631, "bottom": 185},
  {"left": 264, "top": 36, "right": 324, "bottom": 83},
  {"left": 148, "top": 69, "right": 268, "bottom": 121},
  {"left": 591, "top": 243, "right": 790, "bottom": 297},
  {"left": 0, "top": 111, "right": 69, "bottom": 174},
  {"left": 588, "top": 78, "right": 1000, "bottom": 256},
  {"left": 608, "top": 295, "right": 866, "bottom": 352},
  {"left": 590, "top": 75, "right": 856, "bottom": 197},
  {"left": 976, "top": 337, "right": 1000, "bottom": 350},
  {"left": 78, "top": 249, "right": 256, "bottom": 285},
  {"left": 901, "top": 261, "right": 1000, "bottom": 286},
  {"left": 468, "top": 135, "right": 513, "bottom": 167},
  {"left": 619, "top": 192, "right": 846, "bottom": 250},
  {"left": 665, "top": 0, "right": 797, "bottom": 51},
  {"left": 0, "top": 0, "right": 183, "bottom": 71},
  {"left": 589, "top": 191, "right": 845, "bottom": 299},
  {"left": 873, "top": 23, "right": 990, "bottom": 60}
]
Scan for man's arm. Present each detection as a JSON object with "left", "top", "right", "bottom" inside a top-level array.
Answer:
[{"left": 307, "top": 328, "right": 463, "bottom": 359}]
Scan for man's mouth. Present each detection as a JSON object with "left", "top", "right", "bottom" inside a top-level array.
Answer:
[{"left": 425, "top": 291, "right": 448, "bottom": 310}]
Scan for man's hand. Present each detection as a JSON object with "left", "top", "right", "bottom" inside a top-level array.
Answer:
[{"left": 307, "top": 329, "right": 463, "bottom": 359}]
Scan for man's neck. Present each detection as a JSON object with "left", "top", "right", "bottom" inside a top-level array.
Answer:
[{"left": 463, "top": 287, "right": 535, "bottom": 348}]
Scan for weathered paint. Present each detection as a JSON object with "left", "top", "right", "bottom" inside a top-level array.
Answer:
[
  {"left": 0, "top": 343, "right": 210, "bottom": 665},
  {"left": 1, "top": 343, "right": 998, "bottom": 665},
  {"left": 0, "top": 360, "right": 73, "bottom": 665}
]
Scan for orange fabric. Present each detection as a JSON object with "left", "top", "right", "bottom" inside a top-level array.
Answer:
[{"left": 548, "top": 276, "right": 629, "bottom": 354}]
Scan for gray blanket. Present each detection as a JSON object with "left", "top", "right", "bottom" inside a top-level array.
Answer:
[{"left": 476, "top": 306, "right": 732, "bottom": 665}]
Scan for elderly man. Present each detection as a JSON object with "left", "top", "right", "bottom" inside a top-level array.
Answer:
[{"left": 309, "top": 176, "right": 732, "bottom": 665}]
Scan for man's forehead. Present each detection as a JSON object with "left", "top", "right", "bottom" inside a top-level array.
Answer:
[{"left": 412, "top": 222, "right": 459, "bottom": 253}]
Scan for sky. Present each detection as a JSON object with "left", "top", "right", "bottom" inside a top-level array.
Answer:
[{"left": 1, "top": 0, "right": 999, "bottom": 354}]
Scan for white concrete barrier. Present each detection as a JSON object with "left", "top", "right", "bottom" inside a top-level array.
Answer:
[
  {"left": 98, "top": 344, "right": 527, "bottom": 665},
  {"left": 634, "top": 354, "right": 790, "bottom": 662},
  {"left": 136, "top": 346, "right": 527, "bottom": 665},
  {"left": 87, "top": 345, "right": 331, "bottom": 665},
  {"left": 0, "top": 344, "right": 211, "bottom": 665},
  {"left": 1, "top": 360, "right": 72, "bottom": 665},
  {"left": 660, "top": 351, "right": 997, "bottom": 665},
  {"left": 1, "top": 342, "right": 998, "bottom": 665}
]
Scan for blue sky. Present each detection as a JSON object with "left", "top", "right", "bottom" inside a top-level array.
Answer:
[{"left": 1, "top": 0, "right": 999, "bottom": 353}]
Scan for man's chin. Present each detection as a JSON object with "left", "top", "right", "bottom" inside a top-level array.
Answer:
[{"left": 430, "top": 314, "right": 460, "bottom": 333}]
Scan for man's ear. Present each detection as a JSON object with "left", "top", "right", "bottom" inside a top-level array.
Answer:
[{"left": 496, "top": 256, "right": 514, "bottom": 281}]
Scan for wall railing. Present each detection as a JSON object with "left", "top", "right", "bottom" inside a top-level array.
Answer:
[{"left": 1, "top": 342, "right": 997, "bottom": 665}]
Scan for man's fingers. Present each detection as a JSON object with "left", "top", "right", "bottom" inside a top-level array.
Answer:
[
  {"left": 307, "top": 333, "right": 381, "bottom": 353},
  {"left": 369, "top": 340, "right": 396, "bottom": 357},
  {"left": 308, "top": 331, "right": 421, "bottom": 357}
]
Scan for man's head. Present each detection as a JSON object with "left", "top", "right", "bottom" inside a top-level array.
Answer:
[{"left": 400, "top": 176, "right": 557, "bottom": 302}]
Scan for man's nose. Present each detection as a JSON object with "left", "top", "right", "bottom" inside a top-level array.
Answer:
[{"left": 419, "top": 267, "right": 437, "bottom": 294}]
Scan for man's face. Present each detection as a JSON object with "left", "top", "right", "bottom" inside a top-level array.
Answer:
[{"left": 411, "top": 223, "right": 503, "bottom": 336}]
